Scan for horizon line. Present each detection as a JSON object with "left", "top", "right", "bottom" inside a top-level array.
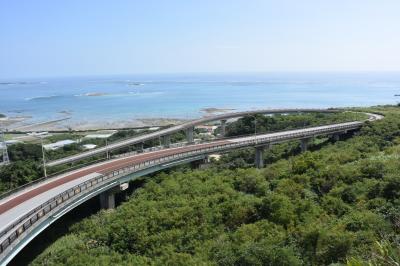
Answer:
[{"left": 2, "top": 70, "right": 400, "bottom": 81}]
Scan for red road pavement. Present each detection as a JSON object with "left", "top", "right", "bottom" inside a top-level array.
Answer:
[{"left": 0, "top": 140, "right": 230, "bottom": 215}]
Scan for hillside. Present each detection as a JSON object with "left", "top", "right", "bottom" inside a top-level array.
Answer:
[{"left": 29, "top": 107, "right": 400, "bottom": 265}]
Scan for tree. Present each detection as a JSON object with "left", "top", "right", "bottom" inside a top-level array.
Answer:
[
  {"left": 383, "top": 176, "right": 400, "bottom": 200},
  {"left": 258, "top": 193, "right": 296, "bottom": 228}
]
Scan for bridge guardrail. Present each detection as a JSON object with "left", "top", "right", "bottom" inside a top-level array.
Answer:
[
  {"left": 0, "top": 141, "right": 204, "bottom": 202},
  {"left": 45, "top": 109, "right": 342, "bottom": 167},
  {"left": 0, "top": 120, "right": 363, "bottom": 259}
]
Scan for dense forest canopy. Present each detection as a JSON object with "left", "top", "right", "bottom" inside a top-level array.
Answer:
[{"left": 27, "top": 107, "right": 400, "bottom": 265}]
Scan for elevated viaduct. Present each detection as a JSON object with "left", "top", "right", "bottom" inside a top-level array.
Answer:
[{"left": 0, "top": 110, "right": 382, "bottom": 265}]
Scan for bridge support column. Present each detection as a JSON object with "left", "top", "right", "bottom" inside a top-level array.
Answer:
[
  {"left": 191, "top": 158, "right": 207, "bottom": 169},
  {"left": 300, "top": 138, "right": 311, "bottom": 152},
  {"left": 162, "top": 135, "right": 171, "bottom": 148},
  {"left": 99, "top": 183, "right": 129, "bottom": 210},
  {"left": 100, "top": 191, "right": 115, "bottom": 209},
  {"left": 186, "top": 126, "right": 194, "bottom": 143},
  {"left": 333, "top": 133, "right": 340, "bottom": 142},
  {"left": 220, "top": 119, "right": 227, "bottom": 137},
  {"left": 136, "top": 142, "right": 144, "bottom": 153},
  {"left": 255, "top": 144, "right": 270, "bottom": 169}
]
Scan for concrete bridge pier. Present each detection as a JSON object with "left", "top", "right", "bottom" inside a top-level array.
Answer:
[
  {"left": 136, "top": 142, "right": 144, "bottom": 153},
  {"left": 162, "top": 135, "right": 171, "bottom": 148},
  {"left": 99, "top": 191, "right": 115, "bottom": 209},
  {"left": 333, "top": 133, "right": 340, "bottom": 142},
  {"left": 100, "top": 183, "right": 129, "bottom": 209},
  {"left": 220, "top": 119, "right": 227, "bottom": 136},
  {"left": 300, "top": 138, "right": 311, "bottom": 152},
  {"left": 191, "top": 158, "right": 207, "bottom": 169},
  {"left": 186, "top": 126, "right": 194, "bottom": 143},
  {"left": 255, "top": 144, "right": 270, "bottom": 168}
]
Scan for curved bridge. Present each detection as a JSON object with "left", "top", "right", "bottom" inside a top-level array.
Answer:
[
  {"left": 46, "top": 108, "right": 340, "bottom": 167},
  {"left": 0, "top": 111, "right": 382, "bottom": 265}
]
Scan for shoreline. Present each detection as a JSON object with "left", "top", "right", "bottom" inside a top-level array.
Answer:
[
  {"left": 1, "top": 116, "right": 191, "bottom": 132},
  {"left": 2, "top": 104, "right": 387, "bottom": 132},
  {"left": 0, "top": 107, "right": 237, "bottom": 132}
]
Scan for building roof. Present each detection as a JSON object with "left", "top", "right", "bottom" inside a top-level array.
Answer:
[
  {"left": 82, "top": 144, "right": 97, "bottom": 150},
  {"left": 84, "top": 133, "right": 114, "bottom": 139},
  {"left": 43, "top": 140, "right": 76, "bottom": 150}
]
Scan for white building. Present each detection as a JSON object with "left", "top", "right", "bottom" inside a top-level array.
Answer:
[
  {"left": 84, "top": 132, "right": 115, "bottom": 139},
  {"left": 197, "top": 125, "right": 218, "bottom": 134},
  {"left": 82, "top": 144, "right": 97, "bottom": 150},
  {"left": 43, "top": 140, "right": 76, "bottom": 150},
  {"left": 27, "top": 132, "right": 51, "bottom": 137}
]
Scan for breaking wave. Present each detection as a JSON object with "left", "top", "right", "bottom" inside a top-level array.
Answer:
[{"left": 25, "top": 95, "right": 61, "bottom": 101}]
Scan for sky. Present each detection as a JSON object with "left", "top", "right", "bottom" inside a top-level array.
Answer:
[{"left": 1, "top": 0, "right": 400, "bottom": 78}]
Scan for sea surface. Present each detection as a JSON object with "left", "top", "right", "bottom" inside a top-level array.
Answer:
[{"left": 0, "top": 72, "right": 399, "bottom": 126}]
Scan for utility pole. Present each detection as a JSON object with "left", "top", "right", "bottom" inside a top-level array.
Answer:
[
  {"left": 254, "top": 115, "right": 257, "bottom": 144},
  {"left": 0, "top": 129, "right": 10, "bottom": 166},
  {"left": 105, "top": 138, "right": 110, "bottom": 159},
  {"left": 31, "top": 134, "right": 47, "bottom": 177},
  {"left": 40, "top": 136, "right": 47, "bottom": 177}
]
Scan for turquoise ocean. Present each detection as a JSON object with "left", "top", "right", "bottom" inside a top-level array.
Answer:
[{"left": 0, "top": 72, "right": 399, "bottom": 125}]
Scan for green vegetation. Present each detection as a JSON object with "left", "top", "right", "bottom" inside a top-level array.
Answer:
[
  {"left": 29, "top": 107, "right": 400, "bottom": 265},
  {"left": 225, "top": 111, "right": 367, "bottom": 137},
  {"left": 0, "top": 144, "right": 43, "bottom": 193},
  {"left": 0, "top": 113, "right": 5, "bottom": 118}
]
